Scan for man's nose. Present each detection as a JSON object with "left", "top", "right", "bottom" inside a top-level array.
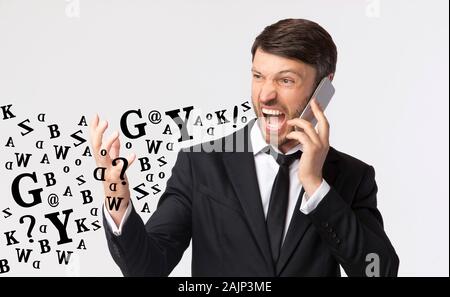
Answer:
[{"left": 258, "top": 81, "right": 277, "bottom": 104}]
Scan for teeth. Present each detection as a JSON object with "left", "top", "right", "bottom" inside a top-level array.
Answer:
[
  {"left": 267, "top": 115, "right": 279, "bottom": 126},
  {"left": 262, "top": 108, "right": 282, "bottom": 116}
]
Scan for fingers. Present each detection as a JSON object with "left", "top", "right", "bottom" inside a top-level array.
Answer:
[
  {"left": 90, "top": 114, "right": 99, "bottom": 134},
  {"left": 91, "top": 120, "right": 109, "bottom": 152},
  {"left": 109, "top": 132, "right": 136, "bottom": 166},
  {"left": 287, "top": 118, "right": 321, "bottom": 145},
  {"left": 109, "top": 136, "right": 120, "bottom": 160},
  {"left": 310, "top": 98, "right": 330, "bottom": 145},
  {"left": 89, "top": 115, "right": 136, "bottom": 173},
  {"left": 90, "top": 115, "right": 100, "bottom": 145},
  {"left": 103, "top": 131, "right": 120, "bottom": 157},
  {"left": 287, "top": 98, "right": 331, "bottom": 149},
  {"left": 286, "top": 130, "right": 313, "bottom": 147},
  {"left": 89, "top": 114, "right": 99, "bottom": 148},
  {"left": 127, "top": 153, "right": 136, "bottom": 167}
]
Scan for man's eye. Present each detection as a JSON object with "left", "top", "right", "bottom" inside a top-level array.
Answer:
[
  {"left": 280, "top": 78, "right": 294, "bottom": 85},
  {"left": 253, "top": 74, "right": 262, "bottom": 79}
]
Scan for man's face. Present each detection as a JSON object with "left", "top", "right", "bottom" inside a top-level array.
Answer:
[{"left": 251, "top": 48, "right": 317, "bottom": 151}]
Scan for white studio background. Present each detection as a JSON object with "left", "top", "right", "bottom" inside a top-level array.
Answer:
[{"left": 0, "top": 0, "right": 448, "bottom": 277}]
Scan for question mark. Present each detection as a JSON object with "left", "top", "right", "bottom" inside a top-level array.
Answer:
[
  {"left": 112, "top": 157, "right": 128, "bottom": 185},
  {"left": 19, "top": 215, "right": 36, "bottom": 243}
]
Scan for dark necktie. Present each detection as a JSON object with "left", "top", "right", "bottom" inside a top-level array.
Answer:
[{"left": 265, "top": 148, "right": 302, "bottom": 264}]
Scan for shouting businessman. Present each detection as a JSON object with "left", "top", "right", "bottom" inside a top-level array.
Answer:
[{"left": 90, "top": 18, "right": 399, "bottom": 277}]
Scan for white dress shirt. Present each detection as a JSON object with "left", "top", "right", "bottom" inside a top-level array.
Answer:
[
  {"left": 105, "top": 122, "right": 330, "bottom": 237},
  {"left": 249, "top": 122, "right": 330, "bottom": 240}
]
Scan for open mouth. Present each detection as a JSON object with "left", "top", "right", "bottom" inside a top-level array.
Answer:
[{"left": 261, "top": 107, "right": 287, "bottom": 132}]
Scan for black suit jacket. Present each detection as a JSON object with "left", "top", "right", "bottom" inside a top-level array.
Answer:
[{"left": 104, "top": 122, "right": 399, "bottom": 277}]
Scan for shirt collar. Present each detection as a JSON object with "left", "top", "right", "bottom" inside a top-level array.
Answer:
[{"left": 250, "top": 120, "right": 303, "bottom": 156}]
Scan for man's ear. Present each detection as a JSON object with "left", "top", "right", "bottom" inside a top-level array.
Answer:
[{"left": 328, "top": 73, "right": 334, "bottom": 81}]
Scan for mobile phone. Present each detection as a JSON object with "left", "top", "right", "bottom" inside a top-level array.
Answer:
[{"left": 298, "top": 76, "right": 335, "bottom": 127}]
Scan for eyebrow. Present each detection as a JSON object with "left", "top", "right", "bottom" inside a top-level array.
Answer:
[{"left": 251, "top": 68, "right": 304, "bottom": 79}]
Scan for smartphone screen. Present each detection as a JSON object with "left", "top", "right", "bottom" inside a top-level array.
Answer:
[{"left": 299, "top": 76, "right": 335, "bottom": 127}]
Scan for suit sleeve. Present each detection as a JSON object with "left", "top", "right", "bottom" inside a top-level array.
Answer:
[
  {"left": 103, "top": 150, "right": 193, "bottom": 276},
  {"left": 307, "top": 165, "right": 400, "bottom": 277}
]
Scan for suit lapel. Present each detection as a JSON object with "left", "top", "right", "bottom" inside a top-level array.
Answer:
[
  {"left": 275, "top": 148, "right": 340, "bottom": 275},
  {"left": 220, "top": 121, "right": 341, "bottom": 276},
  {"left": 222, "top": 121, "right": 275, "bottom": 275}
]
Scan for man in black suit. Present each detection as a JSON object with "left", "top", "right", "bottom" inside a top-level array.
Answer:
[{"left": 91, "top": 19, "right": 399, "bottom": 277}]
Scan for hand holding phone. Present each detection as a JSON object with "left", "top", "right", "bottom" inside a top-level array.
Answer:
[
  {"left": 298, "top": 76, "right": 335, "bottom": 127},
  {"left": 289, "top": 76, "right": 334, "bottom": 196}
]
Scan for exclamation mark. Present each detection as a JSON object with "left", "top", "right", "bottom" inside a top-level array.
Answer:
[{"left": 233, "top": 106, "right": 238, "bottom": 128}]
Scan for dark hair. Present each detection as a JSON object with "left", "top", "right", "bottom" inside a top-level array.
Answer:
[{"left": 251, "top": 18, "right": 337, "bottom": 88}]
